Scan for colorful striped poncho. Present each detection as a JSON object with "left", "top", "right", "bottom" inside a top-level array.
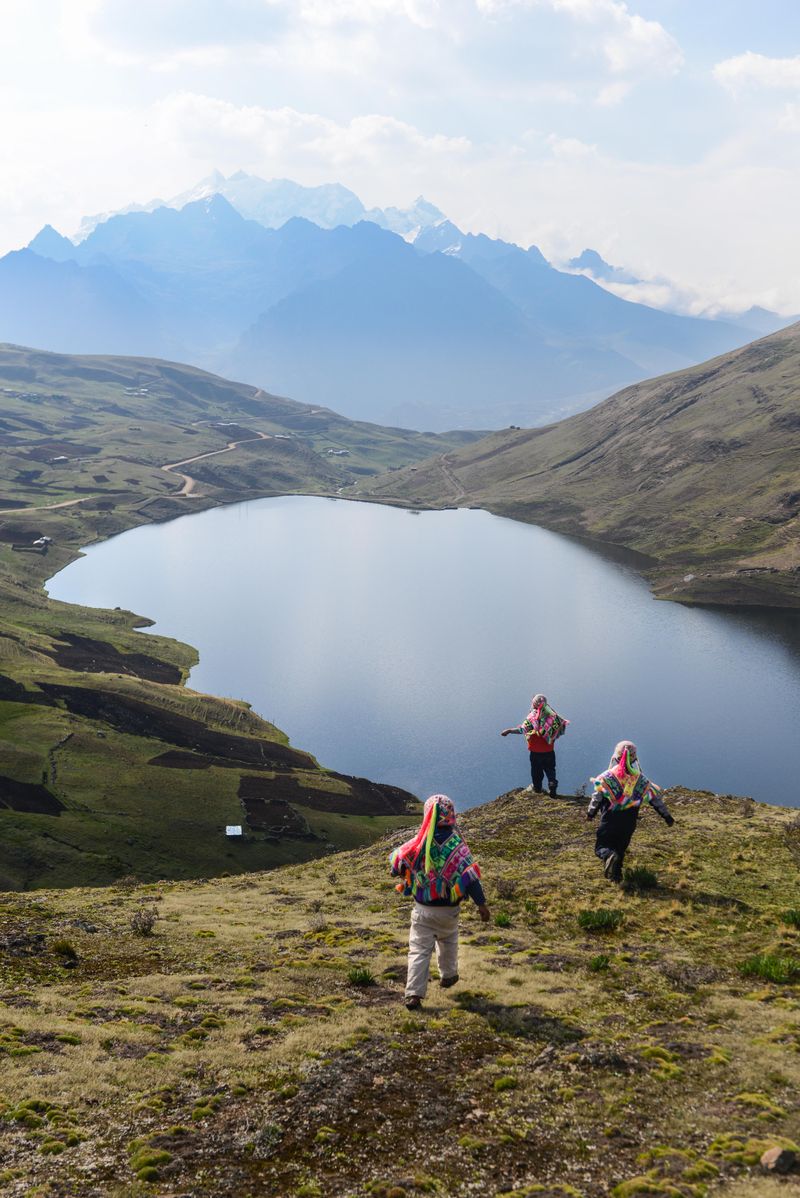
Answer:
[
  {"left": 390, "top": 794, "right": 482, "bottom": 904},
  {"left": 522, "top": 698, "right": 569, "bottom": 746},
  {"left": 589, "top": 742, "right": 665, "bottom": 814}
]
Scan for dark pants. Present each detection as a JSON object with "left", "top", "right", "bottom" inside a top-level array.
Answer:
[
  {"left": 529, "top": 751, "right": 557, "bottom": 793},
  {"left": 595, "top": 807, "right": 638, "bottom": 872}
]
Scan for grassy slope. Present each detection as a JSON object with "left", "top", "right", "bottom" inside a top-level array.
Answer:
[
  {"left": 1, "top": 789, "right": 799, "bottom": 1196},
  {"left": 358, "top": 323, "right": 800, "bottom": 607},
  {"left": 0, "top": 345, "right": 488, "bottom": 888}
]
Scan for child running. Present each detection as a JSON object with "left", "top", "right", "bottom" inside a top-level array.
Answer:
[
  {"left": 390, "top": 794, "right": 490, "bottom": 1010},
  {"left": 501, "top": 693, "right": 569, "bottom": 797},
  {"left": 587, "top": 740, "right": 674, "bottom": 882}
]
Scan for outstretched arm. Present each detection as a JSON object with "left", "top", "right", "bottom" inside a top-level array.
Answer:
[
  {"left": 500, "top": 726, "right": 523, "bottom": 737},
  {"left": 650, "top": 792, "right": 675, "bottom": 826}
]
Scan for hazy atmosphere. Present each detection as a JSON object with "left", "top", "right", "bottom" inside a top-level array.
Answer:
[{"left": 3, "top": 0, "right": 800, "bottom": 312}]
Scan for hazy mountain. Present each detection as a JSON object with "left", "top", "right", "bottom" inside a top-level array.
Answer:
[
  {"left": 362, "top": 320, "right": 800, "bottom": 606},
  {"left": 366, "top": 195, "right": 447, "bottom": 238},
  {"left": 567, "top": 248, "right": 643, "bottom": 285},
  {"left": 229, "top": 220, "right": 643, "bottom": 429},
  {"left": 0, "top": 249, "right": 166, "bottom": 357},
  {"left": 568, "top": 247, "right": 795, "bottom": 338},
  {"left": 415, "top": 223, "right": 748, "bottom": 377},
  {"left": 2, "top": 193, "right": 770, "bottom": 430}
]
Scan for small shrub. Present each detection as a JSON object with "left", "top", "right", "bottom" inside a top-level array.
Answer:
[
  {"left": 309, "top": 914, "right": 327, "bottom": 933},
  {"left": 130, "top": 907, "right": 159, "bottom": 936},
  {"left": 495, "top": 878, "right": 518, "bottom": 900},
  {"left": 51, "top": 939, "right": 77, "bottom": 961},
  {"left": 782, "top": 909, "right": 800, "bottom": 929},
  {"left": 577, "top": 909, "right": 623, "bottom": 933},
  {"left": 739, "top": 954, "right": 800, "bottom": 984},
  {"left": 589, "top": 954, "right": 611, "bottom": 972},
  {"left": 309, "top": 898, "right": 324, "bottom": 913},
  {"left": 622, "top": 866, "right": 658, "bottom": 892},
  {"left": 347, "top": 966, "right": 376, "bottom": 987},
  {"left": 494, "top": 912, "right": 512, "bottom": 928},
  {"left": 493, "top": 1075, "right": 517, "bottom": 1092}
]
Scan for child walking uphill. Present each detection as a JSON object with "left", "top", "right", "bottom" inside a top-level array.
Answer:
[
  {"left": 587, "top": 740, "right": 674, "bottom": 882},
  {"left": 390, "top": 794, "right": 490, "bottom": 1010},
  {"left": 501, "top": 693, "right": 569, "bottom": 797}
]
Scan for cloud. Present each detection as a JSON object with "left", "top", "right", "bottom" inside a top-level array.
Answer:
[
  {"left": 477, "top": 0, "right": 683, "bottom": 96},
  {"left": 713, "top": 52, "right": 800, "bottom": 94},
  {"left": 151, "top": 92, "right": 472, "bottom": 169}
]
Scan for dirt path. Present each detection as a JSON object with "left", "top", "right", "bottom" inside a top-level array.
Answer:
[
  {"left": 0, "top": 496, "right": 96, "bottom": 516},
  {"left": 0, "top": 432, "right": 274, "bottom": 513},
  {"left": 438, "top": 454, "right": 467, "bottom": 502},
  {"left": 160, "top": 433, "right": 273, "bottom": 497}
]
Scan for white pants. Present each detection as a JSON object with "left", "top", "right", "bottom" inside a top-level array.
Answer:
[{"left": 406, "top": 903, "right": 460, "bottom": 999}]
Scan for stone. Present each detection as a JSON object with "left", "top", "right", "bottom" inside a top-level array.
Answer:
[{"left": 760, "top": 1146, "right": 796, "bottom": 1174}]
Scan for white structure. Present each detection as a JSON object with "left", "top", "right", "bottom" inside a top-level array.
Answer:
[{"left": 225, "top": 825, "right": 243, "bottom": 837}]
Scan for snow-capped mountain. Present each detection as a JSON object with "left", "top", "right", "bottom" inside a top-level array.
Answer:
[{"left": 73, "top": 171, "right": 446, "bottom": 242}]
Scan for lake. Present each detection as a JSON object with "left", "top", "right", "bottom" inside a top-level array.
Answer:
[{"left": 47, "top": 495, "right": 800, "bottom": 809}]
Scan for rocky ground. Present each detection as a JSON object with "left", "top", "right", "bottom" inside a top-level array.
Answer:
[{"left": 1, "top": 788, "right": 800, "bottom": 1197}]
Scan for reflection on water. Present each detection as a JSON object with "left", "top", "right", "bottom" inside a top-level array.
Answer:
[{"left": 48, "top": 496, "right": 800, "bottom": 810}]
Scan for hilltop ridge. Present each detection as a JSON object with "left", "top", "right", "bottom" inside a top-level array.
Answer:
[
  {"left": 360, "top": 321, "right": 800, "bottom": 608},
  {"left": 1, "top": 788, "right": 799, "bottom": 1195}
]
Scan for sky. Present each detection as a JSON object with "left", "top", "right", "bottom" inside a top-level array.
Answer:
[{"left": 2, "top": 0, "right": 800, "bottom": 312}]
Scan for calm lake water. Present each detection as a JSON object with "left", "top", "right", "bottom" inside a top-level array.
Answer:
[{"left": 48, "top": 496, "right": 800, "bottom": 809}]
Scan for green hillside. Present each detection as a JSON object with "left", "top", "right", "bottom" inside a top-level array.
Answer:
[
  {"left": 1, "top": 789, "right": 799, "bottom": 1196},
  {"left": 359, "top": 323, "right": 800, "bottom": 607},
  {"left": 0, "top": 345, "right": 489, "bottom": 888}
]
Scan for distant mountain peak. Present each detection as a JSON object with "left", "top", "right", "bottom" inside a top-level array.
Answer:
[
  {"left": 27, "top": 225, "right": 78, "bottom": 262},
  {"left": 568, "top": 248, "right": 642, "bottom": 286}
]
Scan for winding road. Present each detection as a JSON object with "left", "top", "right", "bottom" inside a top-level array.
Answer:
[{"left": 160, "top": 432, "right": 273, "bottom": 496}]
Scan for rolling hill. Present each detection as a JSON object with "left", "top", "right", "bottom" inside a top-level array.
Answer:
[
  {"left": 0, "top": 345, "right": 490, "bottom": 888},
  {"left": 359, "top": 322, "right": 800, "bottom": 608}
]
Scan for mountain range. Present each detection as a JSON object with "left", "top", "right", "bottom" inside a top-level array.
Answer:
[{"left": 0, "top": 173, "right": 790, "bottom": 429}]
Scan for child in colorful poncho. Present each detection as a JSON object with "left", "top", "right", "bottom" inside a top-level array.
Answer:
[
  {"left": 390, "top": 794, "right": 490, "bottom": 1010},
  {"left": 501, "top": 693, "right": 569, "bottom": 797},
  {"left": 587, "top": 741, "right": 674, "bottom": 882}
]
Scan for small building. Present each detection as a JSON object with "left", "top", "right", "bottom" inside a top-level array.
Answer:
[{"left": 225, "top": 825, "right": 243, "bottom": 838}]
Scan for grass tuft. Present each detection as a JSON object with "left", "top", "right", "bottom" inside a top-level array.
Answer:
[
  {"left": 346, "top": 966, "right": 376, "bottom": 987},
  {"left": 577, "top": 909, "right": 623, "bottom": 933},
  {"left": 739, "top": 953, "right": 800, "bottom": 984}
]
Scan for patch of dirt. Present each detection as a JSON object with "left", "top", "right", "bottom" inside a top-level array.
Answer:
[
  {"left": 253, "top": 770, "right": 418, "bottom": 816},
  {"left": 0, "top": 775, "right": 63, "bottom": 815},
  {"left": 237, "top": 780, "right": 315, "bottom": 839},
  {"left": 38, "top": 683, "right": 318, "bottom": 770},
  {"left": 45, "top": 633, "right": 182, "bottom": 684}
]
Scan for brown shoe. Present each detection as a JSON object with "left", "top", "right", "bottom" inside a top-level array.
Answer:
[
  {"left": 440, "top": 974, "right": 459, "bottom": 989},
  {"left": 405, "top": 996, "right": 422, "bottom": 1010}
]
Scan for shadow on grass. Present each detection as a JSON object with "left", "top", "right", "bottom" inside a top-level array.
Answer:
[{"left": 453, "top": 991, "right": 585, "bottom": 1044}]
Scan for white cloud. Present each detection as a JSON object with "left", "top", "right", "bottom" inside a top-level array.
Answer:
[
  {"left": 477, "top": 0, "right": 682, "bottom": 90},
  {"left": 714, "top": 52, "right": 800, "bottom": 94},
  {"left": 151, "top": 92, "right": 471, "bottom": 170},
  {"left": 546, "top": 133, "right": 596, "bottom": 157}
]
